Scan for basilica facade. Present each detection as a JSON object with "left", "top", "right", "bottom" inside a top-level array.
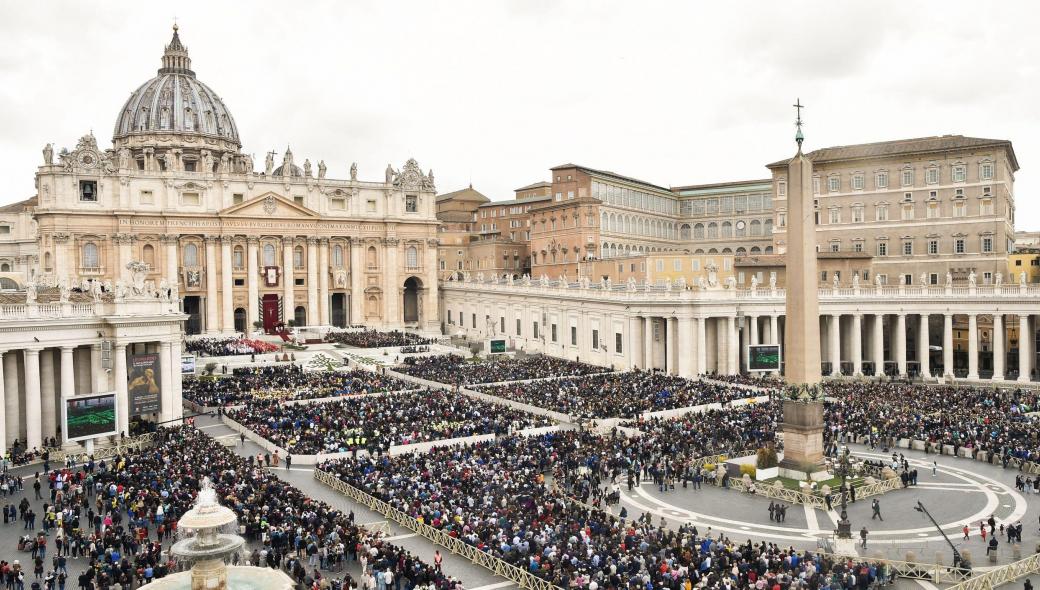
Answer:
[{"left": 31, "top": 26, "right": 440, "bottom": 335}]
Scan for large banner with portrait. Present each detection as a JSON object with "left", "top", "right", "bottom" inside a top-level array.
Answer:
[
  {"left": 128, "top": 354, "right": 162, "bottom": 415},
  {"left": 63, "top": 393, "right": 117, "bottom": 442}
]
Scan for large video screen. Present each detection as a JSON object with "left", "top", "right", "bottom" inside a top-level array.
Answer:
[
  {"left": 64, "top": 393, "right": 118, "bottom": 442},
  {"left": 748, "top": 344, "right": 781, "bottom": 372}
]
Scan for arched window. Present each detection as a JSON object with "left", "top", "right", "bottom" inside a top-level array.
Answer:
[
  {"left": 722, "top": 248, "right": 732, "bottom": 254},
  {"left": 263, "top": 244, "right": 275, "bottom": 266},
  {"left": 693, "top": 223, "right": 705, "bottom": 239},
  {"left": 294, "top": 246, "right": 304, "bottom": 269},
  {"left": 721, "top": 221, "right": 732, "bottom": 238},
  {"left": 707, "top": 223, "right": 718, "bottom": 239},
  {"left": 142, "top": 244, "right": 155, "bottom": 268},
  {"left": 694, "top": 249, "right": 705, "bottom": 254},
  {"left": 750, "top": 220, "right": 762, "bottom": 236},
  {"left": 233, "top": 245, "right": 244, "bottom": 269},
  {"left": 0, "top": 262, "right": 9, "bottom": 272},
  {"left": 736, "top": 247, "right": 747, "bottom": 256},
  {"left": 680, "top": 224, "right": 691, "bottom": 240},
  {"left": 82, "top": 242, "right": 100, "bottom": 268},
  {"left": 601, "top": 212, "right": 608, "bottom": 228},
  {"left": 367, "top": 246, "right": 378, "bottom": 268},
  {"left": 332, "top": 245, "right": 343, "bottom": 267},
  {"left": 406, "top": 246, "right": 418, "bottom": 268},
  {"left": 0, "top": 277, "right": 15, "bottom": 290},
  {"left": 708, "top": 248, "right": 718, "bottom": 254},
  {"left": 765, "top": 246, "right": 774, "bottom": 254},
  {"left": 751, "top": 246, "right": 763, "bottom": 254}
]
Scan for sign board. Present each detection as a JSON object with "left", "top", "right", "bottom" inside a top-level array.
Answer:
[
  {"left": 181, "top": 355, "right": 197, "bottom": 374},
  {"left": 128, "top": 353, "right": 162, "bottom": 415},
  {"left": 487, "top": 339, "right": 507, "bottom": 354},
  {"left": 63, "top": 392, "right": 118, "bottom": 442},
  {"left": 748, "top": 344, "right": 781, "bottom": 372}
]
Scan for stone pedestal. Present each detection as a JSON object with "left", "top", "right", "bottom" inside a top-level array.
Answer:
[{"left": 778, "top": 399, "right": 826, "bottom": 477}]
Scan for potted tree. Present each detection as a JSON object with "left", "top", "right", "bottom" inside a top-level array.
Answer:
[{"left": 755, "top": 446, "right": 779, "bottom": 481}]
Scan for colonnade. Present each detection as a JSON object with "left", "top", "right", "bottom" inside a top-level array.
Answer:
[{"left": 0, "top": 338, "right": 183, "bottom": 454}]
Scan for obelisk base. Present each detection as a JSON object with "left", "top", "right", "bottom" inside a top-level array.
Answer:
[{"left": 778, "top": 399, "right": 828, "bottom": 479}]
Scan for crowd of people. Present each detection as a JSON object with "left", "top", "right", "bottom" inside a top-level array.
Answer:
[
  {"left": 183, "top": 364, "right": 413, "bottom": 406},
  {"left": 395, "top": 354, "right": 609, "bottom": 386},
  {"left": 321, "top": 429, "right": 889, "bottom": 589},
  {"left": 326, "top": 330, "right": 434, "bottom": 349},
  {"left": 5, "top": 426, "right": 458, "bottom": 590},
  {"left": 476, "top": 370, "right": 774, "bottom": 418},
  {"left": 703, "top": 372, "right": 784, "bottom": 389},
  {"left": 224, "top": 389, "right": 552, "bottom": 455},
  {"left": 822, "top": 382, "right": 1040, "bottom": 466},
  {"left": 185, "top": 337, "right": 280, "bottom": 357}
]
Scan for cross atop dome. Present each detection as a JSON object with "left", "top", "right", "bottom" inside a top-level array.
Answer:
[{"left": 160, "top": 23, "right": 194, "bottom": 76}]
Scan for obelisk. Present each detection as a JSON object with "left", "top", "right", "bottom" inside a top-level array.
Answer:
[{"left": 779, "top": 99, "right": 826, "bottom": 477}]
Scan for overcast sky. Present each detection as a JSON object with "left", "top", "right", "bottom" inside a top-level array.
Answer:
[{"left": 1, "top": 1, "right": 1037, "bottom": 226}]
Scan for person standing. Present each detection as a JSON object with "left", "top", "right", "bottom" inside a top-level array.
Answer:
[
  {"left": 933, "top": 460, "right": 938, "bottom": 477},
  {"left": 860, "top": 526, "right": 868, "bottom": 549},
  {"left": 871, "top": 499, "right": 883, "bottom": 521}
]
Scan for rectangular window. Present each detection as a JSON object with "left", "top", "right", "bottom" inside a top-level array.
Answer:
[
  {"left": 981, "top": 163, "right": 994, "bottom": 180},
  {"left": 983, "top": 272, "right": 993, "bottom": 285},
  {"left": 812, "top": 177, "right": 820, "bottom": 195},
  {"left": 928, "top": 240, "right": 938, "bottom": 255},
  {"left": 777, "top": 182, "right": 786, "bottom": 197},
  {"left": 930, "top": 273, "right": 939, "bottom": 285},
  {"left": 367, "top": 200, "right": 376, "bottom": 212},
  {"left": 852, "top": 207, "right": 864, "bottom": 223},
  {"left": 901, "top": 204, "right": 914, "bottom": 220},
  {"left": 471, "top": 313, "right": 476, "bottom": 328},
  {"left": 294, "top": 278, "right": 304, "bottom": 286},
  {"left": 927, "top": 202, "right": 938, "bottom": 219},
  {"left": 181, "top": 192, "right": 200, "bottom": 206},
  {"left": 405, "top": 195, "right": 418, "bottom": 212},
  {"left": 877, "top": 242, "right": 888, "bottom": 256},
  {"left": 232, "top": 193, "right": 244, "bottom": 205},
  {"left": 875, "top": 171, "right": 888, "bottom": 189},
  {"left": 615, "top": 332, "right": 623, "bottom": 354},
  {"left": 591, "top": 329, "right": 599, "bottom": 350},
  {"left": 853, "top": 241, "right": 863, "bottom": 253},
  {"left": 79, "top": 180, "right": 98, "bottom": 202},
  {"left": 330, "top": 197, "right": 345, "bottom": 210},
  {"left": 233, "top": 278, "right": 244, "bottom": 287},
  {"left": 955, "top": 238, "right": 966, "bottom": 254},
  {"left": 954, "top": 201, "right": 967, "bottom": 217},
  {"left": 294, "top": 196, "right": 304, "bottom": 206},
  {"left": 926, "top": 168, "right": 939, "bottom": 184},
  {"left": 551, "top": 323, "right": 557, "bottom": 342},
  {"left": 500, "top": 317, "right": 505, "bottom": 334},
  {"left": 981, "top": 199, "right": 994, "bottom": 215},
  {"left": 904, "top": 274, "right": 913, "bottom": 285},
  {"left": 876, "top": 205, "right": 888, "bottom": 221},
  {"left": 852, "top": 175, "right": 864, "bottom": 190},
  {"left": 183, "top": 160, "right": 196, "bottom": 172},
  {"left": 829, "top": 209, "right": 840, "bottom": 224},
  {"left": 673, "top": 259, "right": 682, "bottom": 271},
  {"left": 953, "top": 165, "right": 966, "bottom": 182},
  {"left": 828, "top": 176, "right": 840, "bottom": 192},
  {"left": 656, "top": 260, "right": 664, "bottom": 272},
  {"left": 903, "top": 241, "right": 913, "bottom": 256},
  {"left": 447, "top": 311, "right": 453, "bottom": 325},
  {"left": 516, "top": 318, "right": 521, "bottom": 336},
  {"left": 570, "top": 325, "right": 577, "bottom": 346},
  {"left": 902, "top": 169, "right": 914, "bottom": 187},
  {"left": 982, "top": 237, "right": 993, "bottom": 253},
  {"left": 830, "top": 243, "right": 839, "bottom": 253}
]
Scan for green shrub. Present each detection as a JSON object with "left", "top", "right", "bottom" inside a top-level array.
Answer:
[
  {"left": 739, "top": 464, "right": 757, "bottom": 478},
  {"left": 756, "top": 447, "right": 779, "bottom": 469}
]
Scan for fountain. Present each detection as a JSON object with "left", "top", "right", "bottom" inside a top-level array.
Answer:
[{"left": 150, "top": 478, "right": 294, "bottom": 590}]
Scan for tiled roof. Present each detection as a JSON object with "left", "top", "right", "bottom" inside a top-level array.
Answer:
[
  {"left": 0, "top": 196, "right": 37, "bottom": 213},
  {"left": 766, "top": 135, "right": 1018, "bottom": 171},
  {"left": 514, "top": 181, "right": 551, "bottom": 192},
  {"left": 549, "top": 163, "right": 670, "bottom": 192}
]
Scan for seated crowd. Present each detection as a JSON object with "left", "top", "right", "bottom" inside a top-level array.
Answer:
[
  {"left": 395, "top": 354, "right": 610, "bottom": 386},
  {"left": 823, "top": 381, "right": 1040, "bottom": 466},
  {"left": 225, "top": 389, "right": 552, "bottom": 455},
  {"left": 475, "top": 370, "right": 775, "bottom": 418},
  {"left": 19, "top": 426, "right": 457, "bottom": 590},
  {"left": 320, "top": 429, "right": 886, "bottom": 589},
  {"left": 185, "top": 337, "right": 279, "bottom": 357},
  {"left": 183, "top": 364, "right": 412, "bottom": 405},
  {"left": 326, "top": 330, "right": 434, "bottom": 348},
  {"left": 704, "top": 371, "right": 784, "bottom": 389}
]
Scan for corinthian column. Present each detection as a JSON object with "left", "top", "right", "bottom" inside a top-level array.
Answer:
[
  {"left": 204, "top": 236, "right": 219, "bottom": 334},
  {"left": 220, "top": 236, "right": 234, "bottom": 334},
  {"left": 350, "top": 238, "right": 364, "bottom": 325},
  {"left": 424, "top": 238, "right": 439, "bottom": 331},
  {"left": 318, "top": 238, "right": 330, "bottom": 326},
  {"left": 246, "top": 238, "right": 259, "bottom": 336},
  {"left": 282, "top": 237, "right": 296, "bottom": 324},
  {"left": 307, "top": 238, "right": 319, "bottom": 327},
  {"left": 23, "top": 348, "right": 42, "bottom": 451},
  {"left": 383, "top": 237, "right": 399, "bottom": 327}
]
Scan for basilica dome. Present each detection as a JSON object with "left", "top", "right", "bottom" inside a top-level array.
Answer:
[{"left": 112, "top": 26, "right": 240, "bottom": 147}]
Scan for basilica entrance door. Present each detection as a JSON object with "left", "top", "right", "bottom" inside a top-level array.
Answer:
[{"left": 262, "top": 294, "right": 281, "bottom": 334}]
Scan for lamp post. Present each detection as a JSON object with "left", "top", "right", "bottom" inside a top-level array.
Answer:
[{"left": 835, "top": 447, "right": 853, "bottom": 539}]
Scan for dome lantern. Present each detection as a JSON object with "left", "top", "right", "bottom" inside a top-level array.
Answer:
[{"left": 159, "top": 24, "right": 194, "bottom": 76}]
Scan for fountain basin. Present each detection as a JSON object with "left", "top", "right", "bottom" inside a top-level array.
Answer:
[
  {"left": 170, "top": 534, "right": 246, "bottom": 560},
  {"left": 147, "top": 565, "right": 295, "bottom": 590}
]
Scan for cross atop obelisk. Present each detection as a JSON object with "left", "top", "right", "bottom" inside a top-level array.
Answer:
[{"left": 793, "top": 98, "right": 805, "bottom": 149}]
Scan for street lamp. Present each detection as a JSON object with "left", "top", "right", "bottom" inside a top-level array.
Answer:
[{"left": 835, "top": 447, "right": 853, "bottom": 539}]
